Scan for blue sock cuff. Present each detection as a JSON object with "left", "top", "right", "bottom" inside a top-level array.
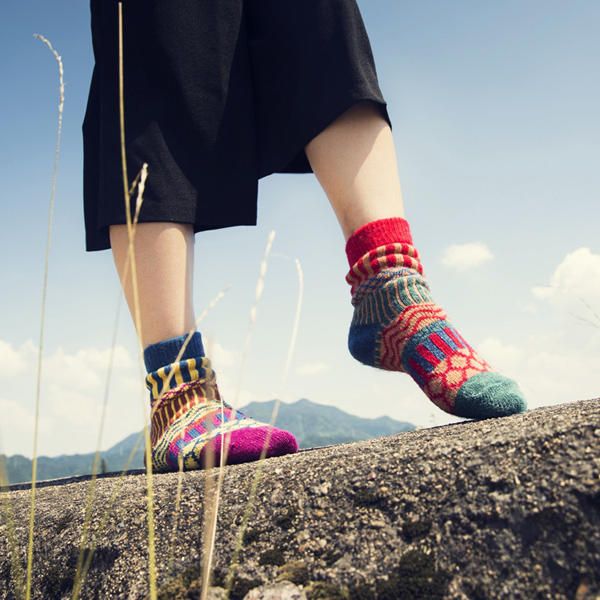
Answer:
[{"left": 143, "top": 330, "right": 205, "bottom": 373}]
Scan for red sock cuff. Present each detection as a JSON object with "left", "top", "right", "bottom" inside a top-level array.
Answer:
[{"left": 345, "top": 217, "right": 414, "bottom": 267}]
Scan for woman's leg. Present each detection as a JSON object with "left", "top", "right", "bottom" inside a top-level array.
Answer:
[
  {"left": 108, "top": 222, "right": 197, "bottom": 348},
  {"left": 305, "top": 101, "right": 526, "bottom": 419},
  {"left": 305, "top": 100, "right": 404, "bottom": 241},
  {"left": 109, "top": 221, "right": 298, "bottom": 471}
]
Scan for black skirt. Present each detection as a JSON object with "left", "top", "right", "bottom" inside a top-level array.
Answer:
[{"left": 82, "top": 0, "right": 392, "bottom": 252}]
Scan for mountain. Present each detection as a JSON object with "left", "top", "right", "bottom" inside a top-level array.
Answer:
[
  {"left": 241, "top": 398, "right": 414, "bottom": 448},
  {"left": 0, "top": 433, "right": 144, "bottom": 487},
  {"left": 0, "top": 398, "right": 415, "bottom": 485}
]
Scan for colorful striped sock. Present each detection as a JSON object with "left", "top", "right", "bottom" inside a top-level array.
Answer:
[
  {"left": 345, "top": 217, "right": 527, "bottom": 419},
  {"left": 143, "top": 331, "right": 298, "bottom": 472}
]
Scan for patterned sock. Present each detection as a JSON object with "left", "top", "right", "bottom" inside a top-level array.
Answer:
[
  {"left": 345, "top": 217, "right": 527, "bottom": 419},
  {"left": 143, "top": 330, "right": 298, "bottom": 472}
]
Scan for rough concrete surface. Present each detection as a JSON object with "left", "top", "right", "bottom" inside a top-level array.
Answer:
[{"left": 0, "top": 398, "right": 599, "bottom": 599}]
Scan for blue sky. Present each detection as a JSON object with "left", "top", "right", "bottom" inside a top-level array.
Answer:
[{"left": 1, "top": 0, "right": 599, "bottom": 457}]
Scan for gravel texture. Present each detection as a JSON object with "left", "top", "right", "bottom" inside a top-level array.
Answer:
[{"left": 0, "top": 398, "right": 599, "bottom": 599}]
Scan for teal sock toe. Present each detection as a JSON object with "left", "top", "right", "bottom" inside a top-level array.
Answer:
[{"left": 454, "top": 371, "right": 527, "bottom": 419}]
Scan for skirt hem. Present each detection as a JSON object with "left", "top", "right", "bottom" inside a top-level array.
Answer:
[
  {"left": 84, "top": 95, "right": 391, "bottom": 253},
  {"left": 259, "top": 94, "right": 392, "bottom": 178}
]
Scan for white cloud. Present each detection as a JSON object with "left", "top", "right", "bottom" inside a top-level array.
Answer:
[
  {"left": 0, "top": 339, "right": 35, "bottom": 378},
  {"left": 477, "top": 338, "right": 525, "bottom": 373},
  {"left": 295, "top": 362, "right": 331, "bottom": 376},
  {"left": 0, "top": 397, "right": 53, "bottom": 439},
  {"left": 472, "top": 248, "right": 600, "bottom": 417},
  {"left": 212, "top": 371, "right": 257, "bottom": 408},
  {"left": 48, "top": 383, "right": 104, "bottom": 426},
  {"left": 532, "top": 247, "right": 600, "bottom": 321},
  {"left": 477, "top": 333, "right": 600, "bottom": 409},
  {"left": 0, "top": 339, "right": 146, "bottom": 457},
  {"left": 441, "top": 242, "right": 494, "bottom": 271},
  {"left": 204, "top": 339, "right": 237, "bottom": 370},
  {"left": 43, "top": 345, "right": 133, "bottom": 392},
  {"left": 520, "top": 302, "right": 538, "bottom": 315}
]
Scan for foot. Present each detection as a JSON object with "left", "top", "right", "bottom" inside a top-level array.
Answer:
[
  {"left": 345, "top": 218, "right": 527, "bottom": 419},
  {"left": 143, "top": 333, "right": 298, "bottom": 472}
]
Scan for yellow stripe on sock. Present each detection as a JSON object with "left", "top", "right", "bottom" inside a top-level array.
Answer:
[
  {"left": 172, "top": 362, "right": 184, "bottom": 386},
  {"left": 188, "top": 357, "right": 200, "bottom": 380},
  {"left": 157, "top": 367, "right": 171, "bottom": 395},
  {"left": 147, "top": 373, "right": 159, "bottom": 401}
]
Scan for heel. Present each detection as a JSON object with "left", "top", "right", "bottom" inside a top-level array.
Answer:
[{"left": 347, "top": 322, "right": 380, "bottom": 367}]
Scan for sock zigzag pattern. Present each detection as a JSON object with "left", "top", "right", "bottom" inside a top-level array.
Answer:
[{"left": 378, "top": 303, "right": 448, "bottom": 370}]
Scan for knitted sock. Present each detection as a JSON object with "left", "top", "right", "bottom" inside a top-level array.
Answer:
[
  {"left": 345, "top": 217, "right": 527, "bottom": 419},
  {"left": 143, "top": 331, "right": 298, "bottom": 472}
]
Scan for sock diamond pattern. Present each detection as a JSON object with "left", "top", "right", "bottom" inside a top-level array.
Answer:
[
  {"left": 143, "top": 332, "right": 298, "bottom": 471},
  {"left": 345, "top": 218, "right": 527, "bottom": 419}
]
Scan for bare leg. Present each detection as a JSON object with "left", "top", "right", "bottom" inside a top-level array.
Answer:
[
  {"left": 304, "top": 100, "right": 404, "bottom": 241},
  {"left": 110, "top": 223, "right": 300, "bottom": 471},
  {"left": 304, "top": 100, "right": 527, "bottom": 420},
  {"left": 109, "top": 222, "right": 196, "bottom": 349}
]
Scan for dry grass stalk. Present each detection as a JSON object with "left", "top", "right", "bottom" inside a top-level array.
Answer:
[
  {"left": 229, "top": 230, "right": 277, "bottom": 416},
  {"left": 198, "top": 335, "right": 226, "bottom": 600},
  {"left": 5, "top": 11, "right": 314, "bottom": 600},
  {"left": 162, "top": 288, "right": 231, "bottom": 589},
  {"left": 71, "top": 163, "right": 148, "bottom": 600},
  {"left": 223, "top": 258, "right": 304, "bottom": 598},
  {"left": 195, "top": 232, "right": 285, "bottom": 599},
  {"left": 21, "top": 32, "right": 65, "bottom": 600},
  {"left": 113, "top": 3, "right": 159, "bottom": 598},
  {"left": 572, "top": 297, "right": 600, "bottom": 329},
  {"left": 72, "top": 430, "right": 146, "bottom": 594}
]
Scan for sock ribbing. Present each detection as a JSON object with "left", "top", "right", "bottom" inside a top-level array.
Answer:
[
  {"left": 345, "top": 217, "right": 414, "bottom": 267},
  {"left": 143, "top": 330, "right": 204, "bottom": 373}
]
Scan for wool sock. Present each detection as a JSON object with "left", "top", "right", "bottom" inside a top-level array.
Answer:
[
  {"left": 345, "top": 217, "right": 527, "bottom": 419},
  {"left": 143, "top": 330, "right": 298, "bottom": 471}
]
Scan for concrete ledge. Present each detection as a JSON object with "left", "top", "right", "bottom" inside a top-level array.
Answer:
[{"left": 1, "top": 398, "right": 599, "bottom": 599}]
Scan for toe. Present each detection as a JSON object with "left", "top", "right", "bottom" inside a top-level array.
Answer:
[
  {"left": 199, "top": 426, "right": 299, "bottom": 466},
  {"left": 454, "top": 371, "right": 527, "bottom": 419}
]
